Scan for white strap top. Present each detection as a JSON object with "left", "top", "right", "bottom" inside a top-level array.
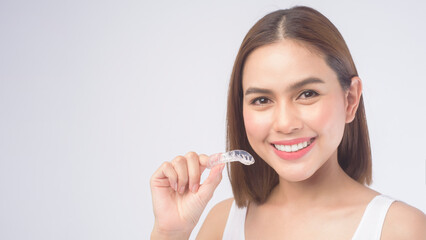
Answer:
[{"left": 222, "top": 195, "right": 395, "bottom": 240}]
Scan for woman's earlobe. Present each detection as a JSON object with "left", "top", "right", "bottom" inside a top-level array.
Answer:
[{"left": 345, "top": 76, "right": 362, "bottom": 123}]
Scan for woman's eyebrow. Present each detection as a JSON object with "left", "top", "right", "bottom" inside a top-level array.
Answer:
[
  {"left": 244, "top": 77, "right": 325, "bottom": 96},
  {"left": 244, "top": 87, "right": 273, "bottom": 96},
  {"left": 289, "top": 77, "right": 325, "bottom": 91}
]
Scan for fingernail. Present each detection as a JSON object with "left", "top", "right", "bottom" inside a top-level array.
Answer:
[
  {"left": 179, "top": 186, "right": 185, "bottom": 194},
  {"left": 192, "top": 184, "right": 199, "bottom": 193},
  {"left": 173, "top": 183, "right": 178, "bottom": 191}
]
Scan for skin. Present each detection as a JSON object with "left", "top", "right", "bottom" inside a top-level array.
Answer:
[
  {"left": 150, "top": 152, "right": 225, "bottom": 239},
  {"left": 150, "top": 39, "right": 426, "bottom": 239}
]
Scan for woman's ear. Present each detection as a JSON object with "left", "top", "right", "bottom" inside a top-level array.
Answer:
[{"left": 345, "top": 76, "right": 362, "bottom": 123}]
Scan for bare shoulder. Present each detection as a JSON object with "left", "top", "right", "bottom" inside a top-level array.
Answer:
[
  {"left": 382, "top": 200, "right": 426, "bottom": 240},
  {"left": 196, "top": 198, "right": 234, "bottom": 240}
]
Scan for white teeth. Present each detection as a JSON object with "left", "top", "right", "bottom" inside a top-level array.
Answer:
[
  {"left": 273, "top": 139, "right": 313, "bottom": 153},
  {"left": 284, "top": 145, "right": 291, "bottom": 152}
]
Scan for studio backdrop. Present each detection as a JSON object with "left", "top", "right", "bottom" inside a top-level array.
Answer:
[{"left": 0, "top": 0, "right": 425, "bottom": 239}]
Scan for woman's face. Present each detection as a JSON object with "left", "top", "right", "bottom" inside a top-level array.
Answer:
[{"left": 242, "top": 40, "right": 350, "bottom": 182}]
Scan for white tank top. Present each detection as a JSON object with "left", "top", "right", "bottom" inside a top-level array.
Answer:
[{"left": 222, "top": 195, "right": 395, "bottom": 239}]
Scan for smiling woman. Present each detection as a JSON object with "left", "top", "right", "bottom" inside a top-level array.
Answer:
[
  {"left": 236, "top": 38, "right": 363, "bottom": 204},
  {"left": 226, "top": 8, "right": 370, "bottom": 209},
  {"left": 150, "top": 5, "right": 426, "bottom": 240}
]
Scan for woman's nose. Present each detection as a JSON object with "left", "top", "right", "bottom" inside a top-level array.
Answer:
[{"left": 272, "top": 104, "right": 303, "bottom": 134}]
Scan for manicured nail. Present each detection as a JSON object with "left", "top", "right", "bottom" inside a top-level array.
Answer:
[
  {"left": 192, "top": 184, "right": 199, "bottom": 193},
  {"left": 179, "top": 186, "right": 185, "bottom": 194}
]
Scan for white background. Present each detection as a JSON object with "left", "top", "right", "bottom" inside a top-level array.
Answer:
[{"left": 1, "top": 0, "right": 425, "bottom": 239}]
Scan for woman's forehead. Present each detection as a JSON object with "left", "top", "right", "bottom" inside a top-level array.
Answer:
[{"left": 242, "top": 41, "right": 337, "bottom": 90}]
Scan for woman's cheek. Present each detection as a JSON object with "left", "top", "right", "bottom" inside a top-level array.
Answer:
[
  {"left": 243, "top": 109, "right": 272, "bottom": 142},
  {"left": 307, "top": 96, "right": 346, "bottom": 147},
  {"left": 306, "top": 102, "right": 333, "bottom": 130}
]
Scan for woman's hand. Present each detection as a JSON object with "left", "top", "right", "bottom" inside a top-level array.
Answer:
[{"left": 150, "top": 152, "right": 225, "bottom": 239}]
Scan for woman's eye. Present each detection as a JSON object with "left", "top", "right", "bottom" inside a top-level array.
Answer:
[
  {"left": 251, "top": 97, "right": 271, "bottom": 105},
  {"left": 298, "top": 90, "right": 319, "bottom": 99}
]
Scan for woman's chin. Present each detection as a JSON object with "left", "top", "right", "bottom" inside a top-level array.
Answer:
[{"left": 276, "top": 168, "right": 316, "bottom": 183}]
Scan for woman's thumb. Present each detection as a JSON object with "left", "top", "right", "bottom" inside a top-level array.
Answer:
[{"left": 197, "top": 164, "right": 225, "bottom": 203}]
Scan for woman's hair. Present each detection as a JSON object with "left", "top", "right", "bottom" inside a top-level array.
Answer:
[{"left": 226, "top": 6, "right": 372, "bottom": 207}]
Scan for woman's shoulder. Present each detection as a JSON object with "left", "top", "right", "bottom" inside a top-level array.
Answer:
[
  {"left": 381, "top": 200, "right": 426, "bottom": 239},
  {"left": 196, "top": 198, "right": 234, "bottom": 239}
]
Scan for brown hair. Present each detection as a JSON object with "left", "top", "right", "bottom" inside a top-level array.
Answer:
[{"left": 226, "top": 6, "right": 372, "bottom": 207}]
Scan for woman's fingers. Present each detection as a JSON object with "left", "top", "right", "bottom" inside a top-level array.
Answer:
[
  {"left": 198, "top": 154, "right": 209, "bottom": 171},
  {"left": 152, "top": 152, "right": 221, "bottom": 196},
  {"left": 172, "top": 155, "right": 189, "bottom": 194},
  {"left": 150, "top": 162, "right": 177, "bottom": 190},
  {"left": 185, "top": 152, "right": 201, "bottom": 193}
]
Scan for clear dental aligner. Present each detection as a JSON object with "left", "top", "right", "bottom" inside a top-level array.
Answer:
[{"left": 207, "top": 150, "right": 255, "bottom": 169}]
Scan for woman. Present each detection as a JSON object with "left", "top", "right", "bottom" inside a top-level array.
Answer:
[{"left": 150, "top": 6, "right": 425, "bottom": 239}]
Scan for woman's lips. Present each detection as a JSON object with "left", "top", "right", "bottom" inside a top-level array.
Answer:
[{"left": 271, "top": 137, "right": 316, "bottom": 160}]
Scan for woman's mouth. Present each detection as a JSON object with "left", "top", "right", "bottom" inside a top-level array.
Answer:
[
  {"left": 271, "top": 137, "right": 316, "bottom": 160},
  {"left": 272, "top": 138, "right": 315, "bottom": 152}
]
